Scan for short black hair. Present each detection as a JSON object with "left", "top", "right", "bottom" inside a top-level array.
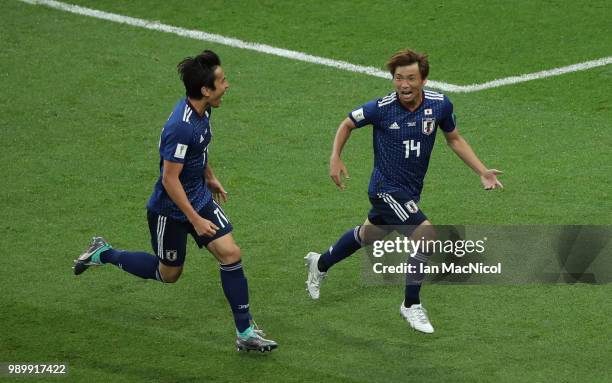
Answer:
[{"left": 177, "top": 50, "right": 221, "bottom": 99}]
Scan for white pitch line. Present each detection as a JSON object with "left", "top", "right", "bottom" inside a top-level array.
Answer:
[
  {"left": 452, "top": 56, "right": 612, "bottom": 92},
  {"left": 19, "top": 0, "right": 612, "bottom": 93}
]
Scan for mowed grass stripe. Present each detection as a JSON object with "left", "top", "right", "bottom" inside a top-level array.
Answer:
[{"left": 17, "top": 0, "right": 612, "bottom": 93}]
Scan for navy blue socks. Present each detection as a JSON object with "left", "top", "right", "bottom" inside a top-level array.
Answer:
[
  {"left": 404, "top": 252, "right": 429, "bottom": 307},
  {"left": 404, "top": 285, "right": 422, "bottom": 307},
  {"left": 317, "top": 226, "right": 362, "bottom": 272},
  {"left": 219, "top": 261, "right": 251, "bottom": 332},
  {"left": 100, "top": 249, "right": 162, "bottom": 282}
]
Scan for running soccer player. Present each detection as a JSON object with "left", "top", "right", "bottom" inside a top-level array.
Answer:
[
  {"left": 305, "top": 49, "right": 503, "bottom": 333},
  {"left": 74, "top": 50, "right": 277, "bottom": 352}
]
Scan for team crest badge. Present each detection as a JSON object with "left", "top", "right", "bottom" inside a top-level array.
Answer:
[
  {"left": 422, "top": 119, "right": 435, "bottom": 135},
  {"left": 404, "top": 200, "right": 419, "bottom": 214},
  {"left": 165, "top": 250, "right": 178, "bottom": 262}
]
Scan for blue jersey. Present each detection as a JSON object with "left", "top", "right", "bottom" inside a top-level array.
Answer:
[
  {"left": 348, "top": 90, "right": 456, "bottom": 201},
  {"left": 147, "top": 99, "right": 213, "bottom": 221}
]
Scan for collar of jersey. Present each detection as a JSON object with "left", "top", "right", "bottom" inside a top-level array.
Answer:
[
  {"left": 395, "top": 91, "right": 425, "bottom": 113},
  {"left": 185, "top": 98, "right": 208, "bottom": 119}
]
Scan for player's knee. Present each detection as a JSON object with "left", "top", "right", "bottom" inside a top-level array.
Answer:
[
  {"left": 358, "top": 225, "right": 370, "bottom": 245},
  {"left": 359, "top": 227, "right": 372, "bottom": 245},
  {"left": 415, "top": 220, "right": 436, "bottom": 242},
  {"left": 163, "top": 274, "right": 180, "bottom": 283},
  {"left": 220, "top": 244, "right": 242, "bottom": 264},
  {"left": 359, "top": 225, "right": 385, "bottom": 246},
  {"left": 159, "top": 267, "right": 183, "bottom": 283}
]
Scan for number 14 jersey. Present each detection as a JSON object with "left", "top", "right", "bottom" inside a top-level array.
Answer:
[{"left": 347, "top": 90, "right": 456, "bottom": 201}]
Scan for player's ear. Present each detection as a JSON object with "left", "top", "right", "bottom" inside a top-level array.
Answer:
[{"left": 201, "top": 86, "right": 211, "bottom": 98}]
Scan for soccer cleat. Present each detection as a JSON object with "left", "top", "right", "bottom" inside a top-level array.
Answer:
[
  {"left": 304, "top": 252, "right": 326, "bottom": 299},
  {"left": 236, "top": 325, "right": 278, "bottom": 353},
  {"left": 400, "top": 302, "right": 434, "bottom": 334},
  {"left": 250, "top": 320, "right": 266, "bottom": 337},
  {"left": 73, "top": 237, "right": 112, "bottom": 275}
]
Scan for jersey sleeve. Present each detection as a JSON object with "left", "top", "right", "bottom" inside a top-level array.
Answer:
[
  {"left": 160, "top": 121, "right": 193, "bottom": 163},
  {"left": 347, "top": 100, "right": 379, "bottom": 128},
  {"left": 438, "top": 96, "right": 457, "bottom": 133}
]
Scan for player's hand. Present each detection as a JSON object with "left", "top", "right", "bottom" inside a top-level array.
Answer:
[
  {"left": 207, "top": 177, "right": 228, "bottom": 204},
  {"left": 330, "top": 156, "right": 350, "bottom": 190},
  {"left": 480, "top": 169, "right": 504, "bottom": 190},
  {"left": 192, "top": 216, "right": 219, "bottom": 237}
]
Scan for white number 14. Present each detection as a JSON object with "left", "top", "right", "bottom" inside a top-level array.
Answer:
[{"left": 403, "top": 139, "right": 421, "bottom": 158}]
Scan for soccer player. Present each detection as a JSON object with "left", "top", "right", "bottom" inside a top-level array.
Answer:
[
  {"left": 305, "top": 49, "right": 503, "bottom": 333},
  {"left": 74, "top": 50, "right": 277, "bottom": 352}
]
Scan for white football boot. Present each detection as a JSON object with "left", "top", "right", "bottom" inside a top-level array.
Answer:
[
  {"left": 304, "top": 252, "right": 327, "bottom": 299},
  {"left": 400, "top": 302, "right": 434, "bottom": 334}
]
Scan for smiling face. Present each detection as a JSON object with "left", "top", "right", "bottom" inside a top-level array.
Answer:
[
  {"left": 203, "top": 66, "right": 229, "bottom": 108},
  {"left": 393, "top": 63, "right": 427, "bottom": 110}
]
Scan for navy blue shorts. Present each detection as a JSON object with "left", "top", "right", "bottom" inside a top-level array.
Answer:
[
  {"left": 147, "top": 198, "right": 233, "bottom": 266},
  {"left": 368, "top": 192, "right": 428, "bottom": 227}
]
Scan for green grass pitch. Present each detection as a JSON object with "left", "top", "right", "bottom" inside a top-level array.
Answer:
[{"left": 1, "top": 1, "right": 611, "bottom": 382}]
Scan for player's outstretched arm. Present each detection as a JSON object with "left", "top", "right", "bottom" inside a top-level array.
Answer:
[
  {"left": 443, "top": 129, "right": 503, "bottom": 190},
  {"left": 205, "top": 164, "right": 228, "bottom": 203},
  {"left": 330, "top": 118, "right": 356, "bottom": 190}
]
